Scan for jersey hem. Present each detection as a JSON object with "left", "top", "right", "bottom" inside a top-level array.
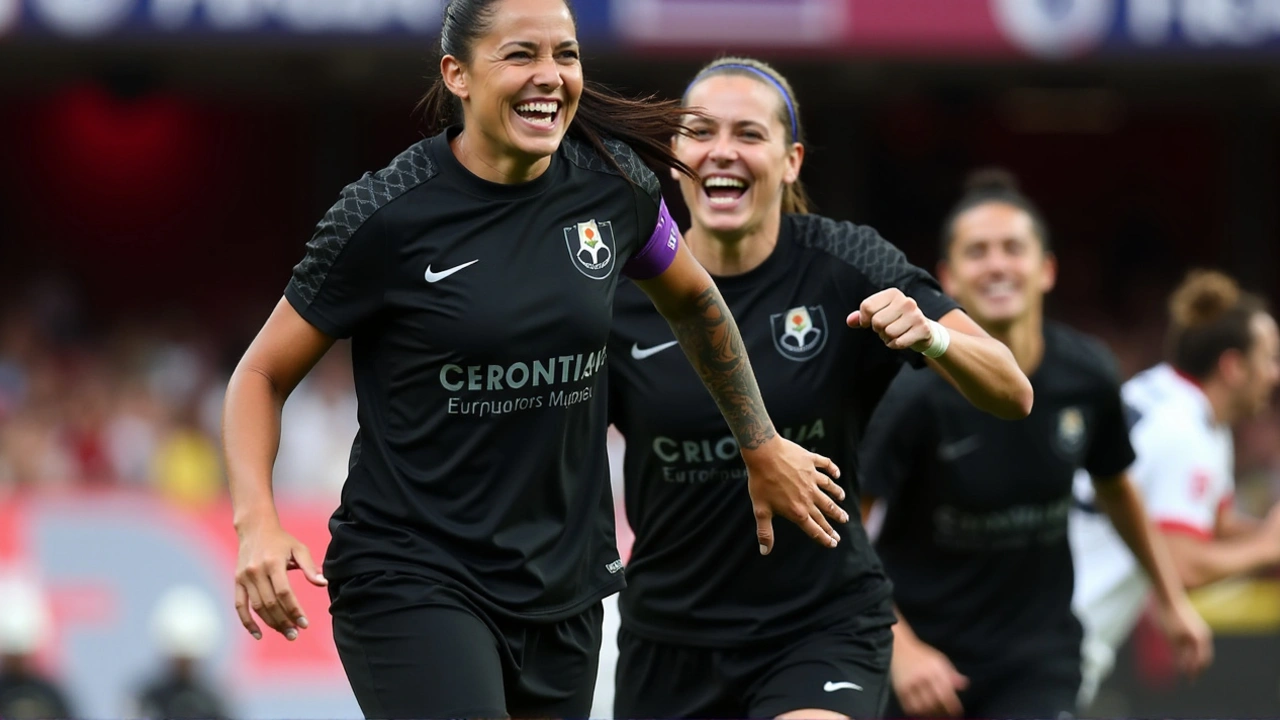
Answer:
[
  {"left": 618, "top": 584, "right": 893, "bottom": 649},
  {"left": 323, "top": 559, "right": 626, "bottom": 623}
]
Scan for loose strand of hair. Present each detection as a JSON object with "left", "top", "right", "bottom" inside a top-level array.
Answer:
[
  {"left": 572, "top": 82, "right": 700, "bottom": 181},
  {"left": 416, "top": 77, "right": 456, "bottom": 138}
]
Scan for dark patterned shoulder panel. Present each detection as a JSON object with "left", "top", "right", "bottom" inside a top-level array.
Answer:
[
  {"left": 789, "top": 214, "right": 911, "bottom": 287},
  {"left": 561, "top": 136, "right": 661, "bottom": 208},
  {"left": 291, "top": 139, "right": 438, "bottom": 306}
]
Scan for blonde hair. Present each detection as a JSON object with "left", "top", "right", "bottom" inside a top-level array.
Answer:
[{"left": 682, "top": 56, "right": 812, "bottom": 215}]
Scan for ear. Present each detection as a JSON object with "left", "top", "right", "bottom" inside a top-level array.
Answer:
[
  {"left": 1217, "top": 348, "right": 1246, "bottom": 384},
  {"left": 782, "top": 142, "right": 805, "bottom": 184},
  {"left": 441, "top": 54, "right": 469, "bottom": 101},
  {"left": 1040, "top": 252, "right": 1059, "bottom": 294},
  {"left": 936, "top": 260, "right": 956, "bottom": 298}
]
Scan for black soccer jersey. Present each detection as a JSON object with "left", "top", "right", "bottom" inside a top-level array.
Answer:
[
  {"left": 608, "top": 214, "right": 959, "bottom": 647},
  {"left": 284, "top": 127, "right": 679, "bottom": 622},
  {"left": 861, "top": 321, "right": 1135, "bottom": 676}
]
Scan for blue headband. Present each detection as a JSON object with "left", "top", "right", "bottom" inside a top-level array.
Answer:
[{"left": 685, "top": 64, "right": 799, "bottom": 141}]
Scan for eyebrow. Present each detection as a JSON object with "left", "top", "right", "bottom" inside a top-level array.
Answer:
[
  {"left": 499, "top": 40, "right": 579, "bottom": 51},
  {"left": 688, "top": 117, "right": 770, "bottom": 131}
]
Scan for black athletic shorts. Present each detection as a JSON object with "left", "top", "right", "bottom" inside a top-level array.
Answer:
[
  {"left": 614, "top": 610, "right": 893, "bottom": 719},
  {"left": 328, "top": 570, "right": 603, "bottom": 719},
  {"left": 886, "top": 655, "right": 1080, "bottom": 720}
]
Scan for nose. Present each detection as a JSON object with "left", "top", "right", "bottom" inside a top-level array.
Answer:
[
  {"left": 707, "top": 131, "right": 736, "bottom": 164},
  {"left": 983, "top": 247, "right": 1016, "bottom": 276},
  {"left": 531, "top": 56, "right": 564, "bottom": 92}
]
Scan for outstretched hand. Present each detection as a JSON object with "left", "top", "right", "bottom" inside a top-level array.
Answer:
[{"left": 741, "top": 436, "right": 846, "bottom": 554}]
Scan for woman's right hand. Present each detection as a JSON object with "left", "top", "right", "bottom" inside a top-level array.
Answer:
[
  {"left": 234, "top": 517, "right": 328, "bottom": 641},
  {"left": 891, "top": 635, "right": 969, "bottom": 717}
]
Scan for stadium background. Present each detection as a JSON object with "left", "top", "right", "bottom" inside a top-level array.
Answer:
[{"left": 1, "top": 0, "right": 1279, "bottom": 717}]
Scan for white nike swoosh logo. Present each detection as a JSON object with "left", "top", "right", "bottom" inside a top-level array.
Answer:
[
  {"left": 938, "top": 435, "right": 982, "bottom": 462},
  {"left": 424, "top": 259, "right": 479, "bottom": 283},
  {"left": 823, "top": 681, "right": 863, "bottom": 693},
  {"left": 630, "top": 341, "right": 679, "bottom": 360}
]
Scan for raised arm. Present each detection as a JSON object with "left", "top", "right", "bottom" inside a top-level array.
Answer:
[
  {"left": 849, "top": 300, "right": 1032, "bottom": 420},
  {"left": 634, "top": 243, "right": 848, "bottom": 554}
]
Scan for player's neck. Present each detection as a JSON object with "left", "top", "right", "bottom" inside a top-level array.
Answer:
[
  {"left": 988, "top": 313, "right": 1045, "bottom": 377},
  {"left": 1198, "top": 378, "right": 1237, "bottom": 426},
  {"left": 685, "top": 215, "right": 781, "bottom": 277},
  {"left": 449, "top": 130, "right": 552, "bottom": 185}
]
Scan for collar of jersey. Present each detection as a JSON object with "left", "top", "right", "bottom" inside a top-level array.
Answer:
[
  {"left": 704, "top": 216, "right": 794, "bottom": 293},
  {"left": 432, "top": 125, "right": 559, "bottom": 201},
  {"left": 1165, "top": 362, "right": 1221, "bottom": 428}
]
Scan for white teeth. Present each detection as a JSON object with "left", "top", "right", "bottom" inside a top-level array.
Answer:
[
  {"left": 983, "top": 281, "right": 1016, "bottom": 295},
  {"left": 515, "top": 101, "right": 559, "bottom": 114},
  {"left": 703, "top": 176, "right": 747, "bottom": 189},
  {"left": 708, "top": 195, "right": 739, "bottom": 207}
]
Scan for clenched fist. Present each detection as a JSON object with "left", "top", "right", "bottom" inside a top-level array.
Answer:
[{"left": 847, "top": 288, "right": 946, "bottom": 355}]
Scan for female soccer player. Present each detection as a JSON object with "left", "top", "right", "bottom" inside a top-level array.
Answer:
[
  {"left": 1071, "top": 269, "right": 1279, "bottom": 710},
  {"left": 861, "top": 170, "right": 1212, "bottom": 719},
  {"left": 221, "top": 2, "right": 852, "bottom": 717},
  {"left": 606, "top": 58, "right": 1032, "bottom": 720}
]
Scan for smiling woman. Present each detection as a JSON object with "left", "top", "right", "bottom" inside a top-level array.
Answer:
[
  {"left": 416, "top": 0, "right": 697, "bottom": 184},
  {"left": 222, "top": 3, "right": 862, "bottom": 719},
  {"left": 605, "top": 57, "right": 1032, "bottom": 720}
]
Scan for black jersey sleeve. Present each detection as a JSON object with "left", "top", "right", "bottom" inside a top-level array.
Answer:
[
  {"left": 284, "top": 206, "right": 386, "bottom": 339},
  {"left": 790, "top": 215, "right": 959, "bottom": 322},
  {"left": 1083, "top": 340, "right": 1137, "bottom": 480},
  {"left": 285, "top": 140, "right": 435, "bottom": 338},
  {"left": 858, "top": 367, "right": 939, "bottom": 502}
]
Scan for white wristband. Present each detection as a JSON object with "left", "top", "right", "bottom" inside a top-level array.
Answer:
[{"left": 921, "top": 319, "right": 950, "bottom": 358}]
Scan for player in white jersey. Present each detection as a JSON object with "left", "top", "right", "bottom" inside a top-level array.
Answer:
[{"left": 1070, "top": 269, "right": 1280, "bottom": 710}]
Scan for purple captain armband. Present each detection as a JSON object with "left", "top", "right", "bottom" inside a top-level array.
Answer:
[{"left": 622, "top": 198, "right": 681, "bottom": 280}]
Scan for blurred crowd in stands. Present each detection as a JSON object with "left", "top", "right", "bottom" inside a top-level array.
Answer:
[{"left": 0, "top": 277, "right": 357, "bottom": 506}]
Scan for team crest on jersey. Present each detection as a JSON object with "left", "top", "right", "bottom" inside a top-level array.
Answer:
[
  {"left": 769, "top": 305, "right": 828, "bottom": 362},
  {"left": 1055, "top": 406, "right": 1087, "bottom": 459},
  {"left": 563, "top": 219, "right": 616, "bottom": 280}
]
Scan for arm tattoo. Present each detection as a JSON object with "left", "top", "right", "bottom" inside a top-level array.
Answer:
[{"left": 670, "top": 286, "right": 777, "bottom": 449}]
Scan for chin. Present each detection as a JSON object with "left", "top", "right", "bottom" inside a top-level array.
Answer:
[
  {"left": 515, "top": 137, "right": 563, "bottom": 160},
  {"left": 696, "top": 215, "right": 747, "bottom": 235},
  {"left": 972, "top": 307, "right": 1022, "bottom": 329},
  {"left": 696, "top": 205, "right": 761, "bottom": 236}
]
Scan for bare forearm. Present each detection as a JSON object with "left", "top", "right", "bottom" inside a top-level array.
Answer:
[
  {"left": 891, "top": 604, "right": 922, "bottom": 648},
  {"left": 1096, "top": 477, "right": 1185, "bottom": 606},
  {"left": 664, "top": 285, "right": 776, "bottom": 449},
  {"left": 924, "top": 310, "right": 1032, "bottom": 420},
  {"left": 1164, "top": 531, "right": 1280, "bottom": 589},
  {"left": 1219, "top": 509, "right": 1260, "bottom": 539},
  {"left": 223, "top": 366, "right": 287, "bottom": 534},
  {"left": 928, "top": 331, "right": 1032, "bottom": 420}
]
